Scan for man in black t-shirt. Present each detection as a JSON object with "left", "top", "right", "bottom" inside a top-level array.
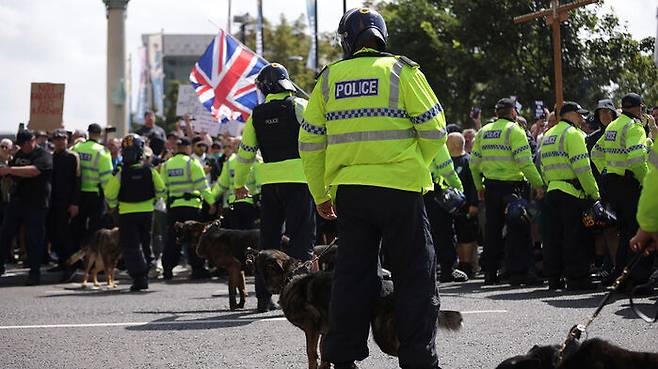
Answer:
[
  {"left": 134, "top": 111, "right": 166, "bottom": 156},
  {"left": 0, "top": 129, "right": 53, "bottom": 285}
]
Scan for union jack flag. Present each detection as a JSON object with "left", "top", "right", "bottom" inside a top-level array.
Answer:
[{"left": 189, "top": 29, "right": 267, "bottom": 123}]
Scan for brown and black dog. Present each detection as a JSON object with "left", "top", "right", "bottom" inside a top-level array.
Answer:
[
  {"left": 67, "top": 228, "right": 121, "bottom": 288},
  {"left": 256, "top": 249, "right": 463, "bottom": 369},
  {"left": 496, "top": 338, "right": 658, "bottom": 369},
  {"left": 195, "top": 221, "right": 260, "bottom": 310}
]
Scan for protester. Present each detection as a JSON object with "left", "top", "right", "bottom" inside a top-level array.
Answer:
[{"left": 135, "top": 111, "right": 166, "bottom": 157}]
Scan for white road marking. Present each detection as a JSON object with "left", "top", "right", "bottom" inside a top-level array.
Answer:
[
  {"left": 0, "top": 317, "right": 287, "bottom": 330},
  {"left": 0, "top": 310, "right": 506, "bottom": 330}
]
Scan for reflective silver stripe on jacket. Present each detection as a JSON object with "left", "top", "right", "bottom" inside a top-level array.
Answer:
[
  {"left": 299, "top": 141, "right": 328, "bottom": 152},
  {"left": 648, "top": 149, "right": 658, "bottom": 168},
  {"left": 327, "top": 129, "right": 416, "bottom": 145},
  {"left": 237, "top": 156, "right": 255, "bottom": 164},
  {"left": 321, "top": 68, "right": 330, "bottom": 103},
  {"left": 620, "top": 120, "right": 634, "bottom": 149},
  {"left": 389, "top": 59, "right": 404, "bottom": 109}
]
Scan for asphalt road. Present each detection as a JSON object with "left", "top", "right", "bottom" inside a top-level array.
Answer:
[{"left": 1, "top": 272, "right": 656, "bottom": 369}]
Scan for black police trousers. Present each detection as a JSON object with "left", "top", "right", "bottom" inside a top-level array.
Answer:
[
  {"left": 605, "top": 174, "right": 654, "bottom": 284},
  {"left": 222, "top": 202, "right": 258, "bottom": 230},
  {"left": 483, "top": 180, "right": 533, "bottom": 276},
  {"left": 325, "top": 185, "right": 439, "bottom": 369},
  {"left": 47, "top": 203, "right": 74, "bottom": 267},
  {"left": 0, "top": 201, "right": 48, "bottom": 277},
  {"left": 162, "top": 206, "right": 205, "bottom": 274},
  {"left": 71, "top": 192, "right": 105, "bottom": 250},
  {"left": 255, "top": 183, "right": 315, "bottom": 300},
  {"left": 118, "top": 212, "right": 151, "bottom": 278},
  {"left": 543, "top": 190, "right": 590, "bottom": 280},
  {"left": 423, "top": 190, "right": 457, "bottom": 276}
]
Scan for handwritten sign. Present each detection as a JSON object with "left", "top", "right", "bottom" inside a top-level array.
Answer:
[
  {"left": 29, "top": 83, "right": 65, "bottom": 131},
  {"left": 176, "top": 84, "right": 219, "bottom": 136}
]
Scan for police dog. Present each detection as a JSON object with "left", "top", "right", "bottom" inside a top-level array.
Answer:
[
  {"left": 195, "top": 221, "right": 260, "bottom": 310},
  {"left": 496, "top": 338, "right": 658, "bottom": 369},
  {"left": 256, "top": 249, "right": 463, "bottom": 369},
  {"left": 67, "top": 228, "right": 121, "bottom": 288}
]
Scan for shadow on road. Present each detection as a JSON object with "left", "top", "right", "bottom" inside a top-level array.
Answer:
[{"left": 125, "top": 310, "right": 285, "bottom": 331}]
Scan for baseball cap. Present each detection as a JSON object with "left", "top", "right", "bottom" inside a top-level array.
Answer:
[
  {"left": 16, "top": 129, "right": 35, "bottom": 145},
  {"left": 495, "top": 98, "right": 515, "bottom": 110},
  {"left": 88, "top": 123, "right": 102, "bottom": 134},
  {"left": 595, "top": 99, "right": 616, "bottom": 113},
  {"left": 177, "top": 137, "right": 192, "bottom": 146},
  {"left": 51, "top": 128, "right": 68, "bottom": 139},
  {"left": 621, "top": 93, "right": 642, "bottom": 109},
  {"left": 166, "top": 131, "right": 179, "bottom": 139},
  {"left": 559, "top": 101, "right": 589, "bottom": 116}
]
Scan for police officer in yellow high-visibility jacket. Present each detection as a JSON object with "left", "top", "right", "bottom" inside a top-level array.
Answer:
[
  {"left": 630, "top": 145, "right": 658, "bottom": 255},
  {"left": 299, "top": 8, "right": 444, "bottom": 369},
  {"left": 105, "top": 134, "right": 166, "bottom": 291},
  {"left": 211, "top": 150, "right": 259, "bottom": 230},
  {"left": 591, "top": 93, "right": 653, "bottom": 287},
  {"left": 470, "top": 98, "right": 545, "bottom": 286},
  {"left": 71, "top": 123, "right": 113, "bottom": 249},
  {"left": 160, "top": 137, "right": 215, "bottom": 280},
  {"left": 233, "top": 63, "right": 317, "bottom": 313},
  {"left": 540, "top": 102, "right": 600, "bottom": 291}
]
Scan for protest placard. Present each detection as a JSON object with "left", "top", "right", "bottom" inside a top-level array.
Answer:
[
  {"left": 176, "top": 84, "right": 220, "bottom": 136},
  {"left": 28, "top": 83, "right": 65, "bottom": 131}
]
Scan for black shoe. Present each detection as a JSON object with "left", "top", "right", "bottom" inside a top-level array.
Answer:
[
  {"left": 458, "top": 263, "right": 474, "bottom": 279},
  {"left": 47, "top": 265, "right": 66, "bottom": 273},
  {"left": 548, "top": 278, "right": 565, "bottom": 291},
  {"left": 257, "top": 298, "right": 278, "bottom": 313},
  {"left": 445, "top": 269, "right": 468, "bottom": 282},
  {"left": 484, "top": 273, "right": 499, "bottom": 285},
  {"left": 130, "top": 276, "right": 149, "bottom": 292},
  {"left": 26, "top": 275, "right": 40, "bottom": 286},
  {"left": 566, "top": 278, "right": 598, "bottom": 291},
  {"left": 190, "top": 268, "right": 212, "bottom": 280},
  {"left": 0, "top": 264, "right": 5, "bottom": 276},
  {"left": 511, "top": 272, "right": 543, "bottom": 287},
  {"left": 162, "top": 270, "right": 173, "bottom": 280},
  {"left": 601, "top": 272, "right": 620, "bottom": 287},
  {"left": 333, "top": 362, "right": 358, "bottom": 369}
]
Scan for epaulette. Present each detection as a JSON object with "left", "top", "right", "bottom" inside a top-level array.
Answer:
[{"left": 397, "top": 55, "right": 419, "bottom": 68}]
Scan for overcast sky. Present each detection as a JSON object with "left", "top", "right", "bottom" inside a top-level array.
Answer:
[{"left": 0, "top": 0, "right": 655, "bottom": 133}]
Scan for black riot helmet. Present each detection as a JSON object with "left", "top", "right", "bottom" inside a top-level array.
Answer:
[
  {"left": 121, "top": 133, "right": 145, "bottom": 165},
  {"left": 337, "top": 8, "right": 388, "bottom": 58},
  {"left": 255, "top": 63, "right": 296, "bottom": 96}
]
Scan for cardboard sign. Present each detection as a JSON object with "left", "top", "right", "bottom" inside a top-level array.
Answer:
[
  {"left": 29, "top": 83, "right": 65, "bottom": 131},
  {"left": 534, "top": 101, "right": 545, "bottom": 119},
  {"left": 176, "top": 85, "right": 220, "bottom": 136}
]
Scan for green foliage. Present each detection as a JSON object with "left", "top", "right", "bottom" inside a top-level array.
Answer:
[{"left": 378, "top": 0, "right": 658, "bottom": 125}]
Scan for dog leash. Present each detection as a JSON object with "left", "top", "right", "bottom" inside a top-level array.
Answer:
[
  {"left": 557, "top": 252, "right": 646, "bottom": 365},
  {"left": 629, "top": 268, "right": 658, "bottom": 323},
  {"left": 287, "top": 237, "right": 339, "bottom": 278}
]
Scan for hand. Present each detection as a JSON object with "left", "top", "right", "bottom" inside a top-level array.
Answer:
[
  {"left": 0, "top": 167, "right": 9, "bottom": 176},
  {"left": 535, "top": 187, "right": 545, "bottom": 200},
  {"left": 316, "top": 200, "right": 337, "bottom": 220},
  {"left": 208, "top": 204, "right": 217, "bottom": 215},
  {"left": 478, "top": 190, "right": 485, "bottom": 202},
  {"left": 68, "top": 205, "right": 79, "bottom": 218},
  {"left": 467, "top": 206, "right": 479, "bottom": 218},
  {"left": 630, "top": 229, "right": 658, "bottom": 255},
  {"left": 235, "top": 186, "right": 250, "bottom": 200},
  {"left": 204, "top": 165, "right": 212, "bottom": 174}
]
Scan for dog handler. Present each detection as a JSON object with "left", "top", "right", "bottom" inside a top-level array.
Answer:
[
  {"left": 234, "top": 63, "right": 316, "bottom": 313},
  {"left": 300, "top": 8, "right": 446, "bottom": 369},
  {"left": 630, "top": 144, "right": 658, "bottom": 255},
  {"left": 105, "top": 134, "right": 166, "bottom": 291}
]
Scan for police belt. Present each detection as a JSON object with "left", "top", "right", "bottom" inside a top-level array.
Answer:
[{"left": 167, "top": 192, "right": 202, "bottom": 207}]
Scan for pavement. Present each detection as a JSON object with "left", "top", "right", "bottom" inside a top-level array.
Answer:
[{"left": 1, "top": 266, "right": 657, "bottom": 369}]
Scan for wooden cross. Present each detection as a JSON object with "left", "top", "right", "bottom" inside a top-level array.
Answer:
[{"left": 514, "top": 0, "right": 599, "bottom": 113}]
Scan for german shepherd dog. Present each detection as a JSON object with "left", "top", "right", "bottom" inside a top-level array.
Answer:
[
  {"left": 496, "top": 338, "right": 658, "bottom": 369},
  {"left": 195, "top": 220, "right": 260, "bottom": 310},
  {"left": 67, "top": 228, "right": 121, "bottom": 288},
  {"left": 255, "top": 249, "right": 464, "bottom": 369}
]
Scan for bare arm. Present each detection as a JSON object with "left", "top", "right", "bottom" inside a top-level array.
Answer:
[{"left": 3, "top": 165, "right": 41, "bottom": 177}]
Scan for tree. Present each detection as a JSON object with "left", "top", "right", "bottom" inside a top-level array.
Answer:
[{"left": 377, "top": 0, "right": 658, "bottom": 126}]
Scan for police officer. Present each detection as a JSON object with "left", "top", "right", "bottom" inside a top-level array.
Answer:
[
  {"left": 591, "top": 93, "right": 653, "bottom": 287},
  {"left": 0, "top": 130, "right": 53, "bottom": 285},
  {"left": 212, "top": 137, "right": 260, "bottom": 231},
  {"left": 423, "top": 155, "right": 467, "bottom": 282},
  {"left": 160, "top": 137, "right": 215, "bottom": 280},
  {"left": 47, "top": 129, "right": 81, "bottom": 281},
  {"left": 470, "top": 98, "right": 545, "bottom": 286},
  {"left": 630, "top": 145, "right": 658, "bottom": 255},
  {"left": 105, "top": 134, "right": 166, "bottom": 291},
  {"left": 233, "top": 63, "right": 316, "bottom": 313},
  {"left": 300, "top": 8, "right": 443, "bottom": 369},
  {"left": 540, "top": 102, "right": 600, "bottom": 290},
  {"left": 71, "top": 123, "right": 113, "bottom": 247}
]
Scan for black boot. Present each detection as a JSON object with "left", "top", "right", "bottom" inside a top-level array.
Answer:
[
  {"left": 548, "top": 278, "right": 565, "bottom": 291},
  {"left": 130, "top": 275, "right": 149, "bottom": 292},
  {"left": 257, "top": 298, "right": 279, "bottom": 313},
  {"left": 333, "top": 362, "right": 358, "bottom": 369}
]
